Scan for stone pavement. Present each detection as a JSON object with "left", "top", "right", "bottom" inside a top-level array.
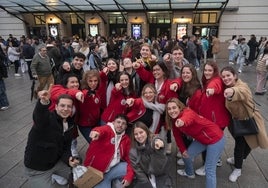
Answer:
[{"left": 0, "top": 59, "right": 267, "bottom": 188}]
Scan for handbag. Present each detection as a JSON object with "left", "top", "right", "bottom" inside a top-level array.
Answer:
[
  {"left": 232, "top": 117, "right": 259, "bottom": 136},
  {"left": 231, "top": 103, "right": 259, "bottom": 137}
]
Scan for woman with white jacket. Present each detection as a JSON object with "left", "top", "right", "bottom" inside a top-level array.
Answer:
[{"left": 7, "top": 40, "right": 21, "bottom": 76}]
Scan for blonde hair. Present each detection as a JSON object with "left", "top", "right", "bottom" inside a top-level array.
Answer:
[{"left": 165, "top": 98, "right": 185, "bottom": 130}]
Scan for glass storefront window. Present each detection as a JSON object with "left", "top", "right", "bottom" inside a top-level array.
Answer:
[
  {"left": 209, "top": 13, "right": 217, "bottom": 23},
  {"left": 108, "top": 13, "right": 127, "bottom": 24},
  {"left": 194, "top": 12, "right": 218, "bottom": 24},
  {"left": 149, "top": 13, "right": 171, "bottom": 24},
  {"left": 34, "top": 15, "right": 45, "bottom": 25}
]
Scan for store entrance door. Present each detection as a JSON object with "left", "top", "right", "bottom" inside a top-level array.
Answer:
[
  {"left": 71, "top": 24, "right": 86, "bottom": 39},
  {"left": 149, "top": 24, "right": 171, "bottom": 39},
  {"left": 109, "top": 24, "right": 127, "bottom": 36}
]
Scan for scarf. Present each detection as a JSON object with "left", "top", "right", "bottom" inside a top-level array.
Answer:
[{"left": 142, "top": 97, "right": 165, "bottom": 133}]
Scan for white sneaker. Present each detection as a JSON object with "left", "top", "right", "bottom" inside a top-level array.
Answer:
[
  {"left": 166, "top": 143, "right": 172, "bottom": 154},
  {"left": 229, "top": 168, "right": 241, "bottom": 182},
  {"left": 177, "top": 152, "right": 182, "bottom": 158},
  {"left": 227, "top": 157, "right": 245, "bottom": 165},
  {"left": 177, "top": 169, "right": 195, "bottom": 179},
  {"left": 229, "top": 62, "right": 234, "bottom": 65},
  {"left": 238, "top": 69, "right": 242, "bottom": 73},
  {"left": 195, "top": 166, "right": 206, "bottom": 176},
  {"left": 14, "top": 73, "right": 21, "bottom": 77},
  {"left": 51, "top": 174, "right": 68, "bottom": 185},
  {"left": 177, "top": 158, "right": 185, "bottom": 166},
  {"left": 0, "top": 106, "right": 9, "bottom": 111}
]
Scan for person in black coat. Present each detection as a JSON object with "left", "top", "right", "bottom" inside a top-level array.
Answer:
[
  {"left": 56, "top": 52, "right": 86, "bottom": 84},
  {"left": 22, "top": 38, "right": 35, "bottom": 80},
  {"left": 0, "top": 49, "right": 9, "bottom": 110},
  {"left": 247, "top": 34, "right": 259, "bottom": 65},
  {"left": 24, "top": 92, "right": 80, "bottom": 188}
]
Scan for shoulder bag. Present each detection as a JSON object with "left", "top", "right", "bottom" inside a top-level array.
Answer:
[{"left": 231, "top": 103, "right": 259, "bottom": 137}]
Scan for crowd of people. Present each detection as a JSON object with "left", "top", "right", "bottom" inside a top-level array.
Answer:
[{"left": 0, "top": 33, "right": 268, "bottom": 188}]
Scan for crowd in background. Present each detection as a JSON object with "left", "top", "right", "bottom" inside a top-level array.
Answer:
[{"left": 0, "top": 32, "right": 268, "bottom": 188}]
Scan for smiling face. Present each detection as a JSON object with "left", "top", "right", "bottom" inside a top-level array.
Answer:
[
  {"left": 66, "top": 76, "right": 79, "bottom": 89},
  {"left": 203, "top": 64, "right": 214, "bottom": 80},
  {"left": 221, "top": 70, "right": 237, "bottom": 87},
  {"left": 72, "top": 57, "right": 85, "bottom": 70},
  {"left": 140, "top": 45, "right": 151, "bottom": 58},
  {"left": 119, "top": 74, "right": 130, "bottom": 88},
  {"left": 107, "top": 60, "right": 118, "bottom": 72},
  {"left": 134, "top": 127, "right": 148, "bottom": 145},
  {"left": 152, "top": 65, "right": 164, "bottom": 80},
  {"left": 167, "top": 101, "right": 181, "bottom": 119},
  {"left": 142, "top": 87, "right": 156, "bottom": 102},
  {"left": 55, "top": 98, "right": 73, "bottom": 120},
  {"left": 181, "top": 67, "right": 193, "bottom": 83}
]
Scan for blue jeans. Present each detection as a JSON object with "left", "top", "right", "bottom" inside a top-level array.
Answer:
[
  {"left": 229, "top": 49, "right": 236, "bottom": 62},
  {"left": 0, "top": 79, "right": 9, "bottom": 107},
  {"left": 236, "top": 56, "right": 245, "bottom": 71},
  {"left": 78, "top": 125, "right": 93, "bottom": 143},
  {"left": 94, "top": 162, "right": 127, "bottom": 188},
  {"left": 183, "top": 136, "right": 225, "bottom": 188}
]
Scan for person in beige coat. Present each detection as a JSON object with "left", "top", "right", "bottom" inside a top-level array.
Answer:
[
  {"left": 220, "top": 66, "right": 268, "bottom": 183},
  {"left": 211, "top": 35, "right": 220, "bottom": 61}
]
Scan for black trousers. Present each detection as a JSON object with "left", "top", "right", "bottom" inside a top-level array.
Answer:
[{"left": 234, "top": 136, "right": 251, "bottom": 169}]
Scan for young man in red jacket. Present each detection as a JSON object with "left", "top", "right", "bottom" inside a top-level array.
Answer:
[{"left": 84, "top": 114, "right": 134, "bottom": 188}]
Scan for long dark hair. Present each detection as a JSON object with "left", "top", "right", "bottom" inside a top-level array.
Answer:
[
  {"left": 180, "top": 64, "right": 202, "bottom": 98},
  {"left": 118, "top": 71, "right": 135, "bottom": 96},
  {"left": 61, "top": 73, "right": 80, "bottom": 89},
  {"left": 153, "top": 61, "right": 170, "bottom": 79},
  {"left": 201, "top": 61, "right": 220, "bottom": 86}
]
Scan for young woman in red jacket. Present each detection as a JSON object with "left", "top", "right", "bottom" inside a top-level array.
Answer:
[
  {"left": 97, "top": 58, "right": 120, "bottom": 111},
  {"left": 195, "top": 61, "right": 231, "bottom": 175},
  {"left": 76, "top": 70, "right": 101, "bottom": 143},
  {"left": 166, "top": 98, "right": 225, "bottom": 188},
  {"left": 170, "top": 64, "right": 202, "bottom": 161},
  {"left": 101, "top": 71, "right": 136, "bottom": 124},
  {"left": 132, "top": 61, "right": 178, "bottom": 153}
]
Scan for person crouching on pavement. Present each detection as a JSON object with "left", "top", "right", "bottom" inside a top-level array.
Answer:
[
  {"left": 84, "top": 114, "right": 134, "bottom": 188},
  {"left": 24, "top": 87, "right": 80, "bottom": 188}
]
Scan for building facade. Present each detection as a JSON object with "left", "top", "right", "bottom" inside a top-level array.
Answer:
[{"left": 0, "top": 0, "right": 267, "bottom": 42}]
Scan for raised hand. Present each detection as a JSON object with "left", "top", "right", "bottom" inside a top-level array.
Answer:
[
  {"left": 75, "top": 91, "right": 84, "bottom": 103},
  {"left": 89, "top": 131, "right": 100, "bottom": 141},
  {"left": 38, "top": 84, "right": 53, "bottom": 104},
  {"left": 170, "top": 83, "right": 178, "bottom": 92},
  {"left": 154, "top": 139, "right": 164, "bottom": 150}
]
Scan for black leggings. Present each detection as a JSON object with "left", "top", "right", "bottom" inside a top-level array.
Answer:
[
  {"left": 234, "top": 136, "right": 251, "bottom": 169},
  {"left": 13, "top": 60, "right": 20, "bottom": 73}
]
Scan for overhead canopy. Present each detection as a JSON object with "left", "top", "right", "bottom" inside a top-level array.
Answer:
[{"left": 0, "top": 0, "right": 229, "bottom": 13}]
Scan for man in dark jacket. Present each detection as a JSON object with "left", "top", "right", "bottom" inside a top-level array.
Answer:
[
  {"left": 22, "top": 38, "right": 35, "bottom": 80},
  {"left": 56, "top": 52, "right": 86, "bottom": 84},
  {"left": 24, "top": 91, "right": 80, "bottom": 188},
  {"left": 0, "top": 47, "right": 9, "bottom": 111}
]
